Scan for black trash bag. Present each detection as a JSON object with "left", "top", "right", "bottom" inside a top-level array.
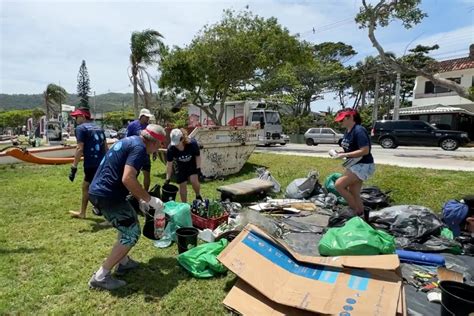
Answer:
[
  {"left": 369, "top": 205, "right": 461, "bottom": 252},
  {"left": 328, "top": 207, "right": 356, "bottom": 228},
  {"left": 360, "top": 186, "right": 391, "bottom": 209}
]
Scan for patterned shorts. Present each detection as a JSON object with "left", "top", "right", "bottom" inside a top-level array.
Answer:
[{"left": 89, "top": 194, "right": 141, "bottom": 247}]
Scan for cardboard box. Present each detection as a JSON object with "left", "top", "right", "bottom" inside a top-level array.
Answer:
[{"left": 218, "top": 224, "right": 402, "bottom": 315}]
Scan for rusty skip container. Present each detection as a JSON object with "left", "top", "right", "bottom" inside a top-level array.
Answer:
[{"left": 188, "top": 126, "right": 258, "bottom": 178}]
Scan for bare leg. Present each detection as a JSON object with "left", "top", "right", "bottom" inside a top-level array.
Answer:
[
  {"left": 335, "top": 170, "right": 363, "bottom": 215},
  {"left": 348, "top": 179, "right": 364, "bottom": 214},
  {"left": 143, "top": 170, "right": 150, "bottom": 192},
  {"left": 179, "top": 181, "right": 188, "bottom": 203},
  {"left": 70, "top": 181, "right": 90, "bottom": 218},
  {"left": 189, "top": 174, "right": 201, "bottom": 198},
  {"left": 102, "top": 240, "right": 132, "bottom": 270}
]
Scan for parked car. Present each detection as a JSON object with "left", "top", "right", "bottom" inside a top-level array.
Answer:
[
  {"left": 304, "top": 127, "right": 343, "bottom": 146},
  {"left": 104, "top": 129, "right": 118, "bottom": 138},
  {"left": 371, "top": 120, "right": 470, "bottom": 151},
  {"left": 280, "top": 133, "right": 290, "bottom": 145}
]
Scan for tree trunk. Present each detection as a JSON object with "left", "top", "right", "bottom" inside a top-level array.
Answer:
[{"left": 132, "top": 65, "right": 139, "bottom": 116}]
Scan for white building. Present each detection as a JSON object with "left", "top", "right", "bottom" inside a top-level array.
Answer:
[{"left": 399, "top": 44, "right": 474, "bottom": 140}]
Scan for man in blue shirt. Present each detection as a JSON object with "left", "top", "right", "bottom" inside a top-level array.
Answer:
[
  {"left": 126, "top": 108, "right": 154, "bottom": 191},
  {"left": 68, "top": 108, "right": 108, "bottom": 219},
  {"left": 88, "top": 124, "right": 166, "bottom": 290}
]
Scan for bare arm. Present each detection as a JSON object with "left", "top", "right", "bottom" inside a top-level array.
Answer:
[
  {"left": 122, "top": 165, "right": 151, "bottom": 202},
  {"left": 72, "top": 142, "right": 84, "bottom": 167},
  {"left": 166, "top": 161, "right": 173, "bottom": 181}
]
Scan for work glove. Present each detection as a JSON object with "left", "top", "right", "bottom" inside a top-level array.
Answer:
[
  {"left": 149, "top": 196, "right": 164, "bottom": 212},
  {"left": 69, "top": 166, "right": 78, "bottom": 182},
  {"left": 197, "top": 168, "right": 205, "bottom": 182},
  {"left": 139, "top": 196, "right": 164, "bottom": 215}
]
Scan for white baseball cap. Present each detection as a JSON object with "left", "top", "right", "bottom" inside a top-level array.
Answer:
[
  {"left": 139, "top": 108, "right": 154, "bottom": 119},
  {"left": 170, "top": 128, "right": 183, "bottom": 146}
]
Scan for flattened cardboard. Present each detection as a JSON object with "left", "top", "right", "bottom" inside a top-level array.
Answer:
[
  {"left": 218, "top": 224, "right": 402, "bottom": 315},
  {"left": 437, "top": 267, "right": 463, "bottom": 282},
  {"left": 225, "top": 280, "right": 407, "bottom": 316}
]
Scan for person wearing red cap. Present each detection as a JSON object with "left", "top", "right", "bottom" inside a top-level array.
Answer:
[
  {"left": 332, "top": 109, "right": 375, "bottom": 216},
  {"left": 87, "top": 124, "right": 166, "bottom": 290},
  {"left": 68, "top": 108, "right": 108, "bottom": 219}
]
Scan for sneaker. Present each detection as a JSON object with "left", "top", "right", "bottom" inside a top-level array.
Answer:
[
  {"left": 88, "top": 273, "right": 126, "bottom": 291},
  {"left": 114, "top": 257, "right": 140, "bottom": 276},
  {"left": 92, "top": 206, "right": 102, "bottom": 216}
]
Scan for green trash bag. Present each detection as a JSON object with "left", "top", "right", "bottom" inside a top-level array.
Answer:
[
  {"left": 319, "top": 217, "right": 396, "bottom": 256},
  {"left": 324, "top": 172, "right": 346, "bottom": 205},
  {"left": 177, "top": 239, "right": 229, "bottom": 278},
  {"left": 154, "top": 201, "right": 193, "bottom": 248}
]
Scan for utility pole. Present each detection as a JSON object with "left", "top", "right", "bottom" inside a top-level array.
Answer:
[
  {"left": 372, "top": 72, "right": 380, "bottom": 122},
  {"left": 393, "top": 72, "right": 401, "bottom": 120}
]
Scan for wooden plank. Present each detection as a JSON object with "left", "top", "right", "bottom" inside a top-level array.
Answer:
[{"left": 217, "top": 178, "right": 274, "bottom": 196}]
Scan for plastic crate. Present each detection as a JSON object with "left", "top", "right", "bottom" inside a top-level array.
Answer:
[{"left": 191, "top": 212, "right": 229, "bottom": 230}]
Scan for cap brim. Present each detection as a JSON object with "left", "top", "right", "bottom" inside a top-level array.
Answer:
[{"left": 334, "top": 113, "right": 346, "bottom": 122}]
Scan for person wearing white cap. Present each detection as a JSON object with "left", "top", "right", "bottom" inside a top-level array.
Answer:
[
  {"left": 126, "top": 108, "right": 155, "bottom": 191},
  {"left": 165, "top": 128, "right": 202, "bottom": 203},
  {"left": 88, "top": 124, "right": 166, "bottom": 290}
]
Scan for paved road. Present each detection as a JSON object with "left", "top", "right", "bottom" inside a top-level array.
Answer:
[{"left": 255, "top": 143, "right": 474, "bottom": 171}]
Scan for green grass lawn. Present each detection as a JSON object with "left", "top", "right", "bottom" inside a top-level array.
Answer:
[{"left": 1, "top": 153, "right": 473, "bottom": 314}]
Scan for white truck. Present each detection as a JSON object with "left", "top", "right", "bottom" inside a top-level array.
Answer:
[{"left": 187, "top": 100, "right": 286, "bottom": 146}]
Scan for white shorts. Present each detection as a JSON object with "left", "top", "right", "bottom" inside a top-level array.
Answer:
[{"left": 349, "top": 163, "right": 375, "bottom": 181}]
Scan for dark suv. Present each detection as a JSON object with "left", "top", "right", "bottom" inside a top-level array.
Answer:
[{"left": 371, "top": 120, "right": 470, "bottom": 151}]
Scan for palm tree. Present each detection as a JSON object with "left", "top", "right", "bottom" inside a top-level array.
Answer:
[
  {"left": 43, "top": 83, "right": 67, "bottom": 120},
  {"left": 129, "top": 29, "right": 165, "bottom": 115}
]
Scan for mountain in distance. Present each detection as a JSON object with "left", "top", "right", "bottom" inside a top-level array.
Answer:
[{"left": 0, "top": 92, "right": 135, "bottom": 112}]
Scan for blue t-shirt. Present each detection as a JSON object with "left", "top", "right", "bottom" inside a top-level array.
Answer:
[
  {"left": 166, "top": 139, "right": 200, "bottom": 169},
  {"left": 89, "top": 136, "right": 147, "bottom": 199},
  {"left": 75, "top": 122, "right": 106, "bottom": 168},
  {"left": 341, "top": 124, "right": 374, "bottom": 164},
  {"left": 126, "top": 120, "right": 148, "bottom": 137}
]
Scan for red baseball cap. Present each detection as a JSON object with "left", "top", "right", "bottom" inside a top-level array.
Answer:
[
  {"left": 334, "top": 109, "right": 356, "bottom": 122},
  {"left": 70, "top": 108, "right": 91, "bottom": 119}
]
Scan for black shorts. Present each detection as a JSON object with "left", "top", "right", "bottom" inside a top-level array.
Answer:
[
  {"left": 175, "top": 164, "right": 198, "bottom": 184},
  {"left": 84, "top": 167, "right": 99, "bottom": 183}
]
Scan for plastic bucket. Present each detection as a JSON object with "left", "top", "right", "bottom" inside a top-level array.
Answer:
[
  {"left": 176, "top": 227, "right": 199, "bottom": 254},
  {"left": 439, "top": 281, "right": 474, "bottom": 316},
  {"left": 162, "top": 184, "right": 179, "bottom": 202},
  {"left": 142, "top": 209, "right": 170, "bottom": 240}
]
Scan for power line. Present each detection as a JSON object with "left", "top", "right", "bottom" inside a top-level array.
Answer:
[{"left": 300, "top": 16, "right": 354, "bottom": 36}]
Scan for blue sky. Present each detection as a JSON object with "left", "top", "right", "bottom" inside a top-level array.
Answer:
[{"left": 1, "top": 0, "right": 473, "bottom": 112}]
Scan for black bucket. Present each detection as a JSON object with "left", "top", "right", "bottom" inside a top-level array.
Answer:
[
  {"left": 439, "top": 281, "right": 474, "bottom": 316},
  {"left": 162, "top": 183, "right": 179, "bottom": 202},
  {"left": 176, "top": 227, "right": 199, "bottom": 254}
]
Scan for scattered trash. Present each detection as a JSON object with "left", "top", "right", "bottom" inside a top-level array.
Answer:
[
  {"left": 319, "top": 217, "right": 396, "bottom": 256},
  {"left": 369, "top": 205, "right": 462, "bottom": 253},
  {"left": 285, "top": 170, "right": 321, "bottom": 199},
  {"left": 177, "top": 239, "right": 228, "bottom": 278},
  {"left": 323, "top": 172, "right": 346, "bottom": 204},
  {"left": 360, "top": 186, "right": 391, "bottom": 209},
  {"left": 218, "top": 178, "right": 274, "bottom": 202},
  {"left": 327, "top": 207, "right": 356, "bottom": 228},
  {"left": 256, "top": 167, "right": 281, "bottom": 193}
]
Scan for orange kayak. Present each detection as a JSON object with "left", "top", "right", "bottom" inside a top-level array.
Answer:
[{"left": 1, "top": 147, "right": 76, "bottom": 165}]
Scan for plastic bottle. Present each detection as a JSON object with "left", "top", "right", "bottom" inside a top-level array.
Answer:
[{"left": 154, "top": 210, "right": 166, "bottom": 239}]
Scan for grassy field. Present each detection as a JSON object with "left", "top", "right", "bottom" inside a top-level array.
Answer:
[{"left": 1, "top": 153, "right": 473, "bottom": 314}]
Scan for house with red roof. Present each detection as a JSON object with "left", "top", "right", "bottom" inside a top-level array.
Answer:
[{"left": 399, "top": 44, "right": 474, "bottom": 139}]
